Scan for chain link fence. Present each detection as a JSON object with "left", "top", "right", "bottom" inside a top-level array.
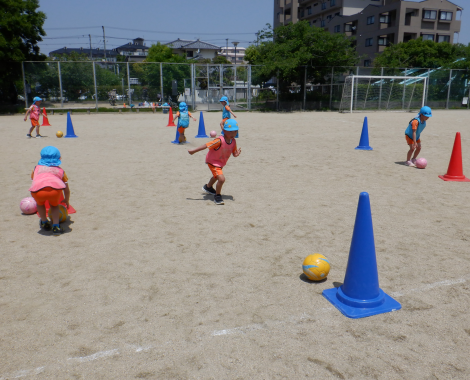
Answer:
[{"left": 17, "top": 61, "right": 470, "bottom": 111}]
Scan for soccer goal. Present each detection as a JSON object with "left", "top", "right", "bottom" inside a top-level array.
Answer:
[{"left": 339, "top": 75, "right": 427, "bottom": 113}]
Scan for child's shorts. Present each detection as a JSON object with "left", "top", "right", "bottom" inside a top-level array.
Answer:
[
  {"left": 30, "top": 119, "right": 40, "bottom": 127},
  {"left": 406, "top": 135, "right": 421, "bottom": 145},
  {"left": 178, "top": 127, "right": 186, "bottom": 134},
  {"left": 207, "top": 163, "right": 223, "bottom": 178},
  {"left": 31, "top": 187, "right": 62, "bottom": 206}
]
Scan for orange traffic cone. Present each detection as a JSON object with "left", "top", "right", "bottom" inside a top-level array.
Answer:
[
  {"left": 41, "top": 107, "right": 51, "bottom": 126},
  {"left": 439, "top": 132, "right": 470, "bottom": 182},
  {"left": 167, "top": 107, "right": 176, "bottom": 127}
]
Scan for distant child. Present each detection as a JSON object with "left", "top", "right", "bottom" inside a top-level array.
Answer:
[
  {"left": 405, "top": 106, "right": 432, "bottom": 166},
  {"left": 29, "top": 146, "right": 71, "bottom": 235},
  {"left": 173, "top": 102, "right": 196, "bottom": 143},
  {"left": 219, "top": 96, "right": 237, "bottom": 131},
  {"left": 188, "top": 119, "right": 241, "bottom": 205},
  {"left": 24, "top": 96, "right": 45, "bottom": 138}
]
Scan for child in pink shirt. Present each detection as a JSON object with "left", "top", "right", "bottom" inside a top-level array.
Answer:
[{"left": 24, "top": 96, "right": 45, "bottom": 138}]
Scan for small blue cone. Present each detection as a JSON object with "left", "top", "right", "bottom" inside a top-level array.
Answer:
[
  {"left": 322, "top": 192, "right": 401, "bottom": 319},
  {"left": 355, "top": 117, "right": 372, "bottom": 150},
  {"left": 195, "top": 112, "right": 208, "bottom": 138},
  {"left": 171, "top": 122, "right": 189, "bottom": 144},
  {"left": 64, "top": 112, "right": 77, "bottom": 138}
]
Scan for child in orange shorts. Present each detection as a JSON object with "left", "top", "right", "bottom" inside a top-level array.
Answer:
[
  {"left": 29, "top": 146, "right": 71, "bottom": 235},
  {"left": 188, "top": 119, "right": 241, "bottom": 205},
  {"left": 24, "top": 96, "right": 45, "bottom": 138},
  {"left": 172, "top": 102, "right": 196, "bottom": 143},
  {"left": 404, "top": 106, "right": 432, "bottom": 166},
  {"left": 219, "top": 96, "right": 237, "bottom": 131}
]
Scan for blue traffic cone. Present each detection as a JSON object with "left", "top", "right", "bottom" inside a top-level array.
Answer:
[
  {"left": 355, "top": 117, "right": 372, "bottom": 150},
  {"left": 171, "top": 122, "right": 189, "bottom": 144},
  {"left": 64, "top": 112, "right": 77, "bottom": 138},
  {"left": 195, "top": 112, "right": 208, "bottom": 138},
  {"left": 322, "top": 192, "right": 401, "bottom": 319}
]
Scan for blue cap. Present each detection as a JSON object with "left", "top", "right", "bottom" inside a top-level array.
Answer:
[
  {"left": 33, "top": 96, "right": 42, "bottom": 102},
  {"left": 223, "top": 119, "right": 239, "bottom": 131},
  {"left": 220, "top": 96, "right": 228, "bottom": 103},
  {"left": 179, "top": 102, "right": 187, "bottom": 111},
  {"left": 38, "top": 146, "right": 61, "bottom": 167},
  {"left": 419, "top": 106, "right": 432, "bottom": 117}
]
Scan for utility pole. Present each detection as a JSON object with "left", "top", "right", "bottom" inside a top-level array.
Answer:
[
  {"left": 256, "top": 32, "right": 259, "bottom": 47},
  {"left": 89, "top": 34, "right": 92, "bottom": 60},
  {"left": 226, "top": 39, "right": 228, "bottom": 60},
  {"left": 102, "top": 26, "right": 106, "bottom": 60}
]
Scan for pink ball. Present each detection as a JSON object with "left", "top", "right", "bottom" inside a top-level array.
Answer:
[
  {"left": 20, "top": 197, "right": 37, "bottom": 214},
  {"left": 416, "top": 158, "right": 427, "bottom": 169},
  {"left": 210, "top": 131, "right": 217, "bottom": 138}
]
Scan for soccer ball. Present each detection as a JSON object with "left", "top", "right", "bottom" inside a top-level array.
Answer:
[
  {"left": 210, "top": 131, "right": 217, "bottom": 138},
  {"left": 302, "top": 254, "right": 330, "bottom": 281},
  {"left": 48, "top": 204, "right": 68, "bottom": 223},
  {"left": 56, "top": 131, "right": 63, "bottom": 138},
  {"left": 20, "top": 197, "right": 37, "bottom": 214},
  {"left": 416, "top": 157, "right": 427, "bottom": 169}
]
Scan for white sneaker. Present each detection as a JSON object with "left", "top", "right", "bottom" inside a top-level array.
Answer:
[
  {"left": 405, "top": 160, "right": 415, "bottom": 167},
  {"left": 411, "top": 158, "right": 417, "bottom": 165}
]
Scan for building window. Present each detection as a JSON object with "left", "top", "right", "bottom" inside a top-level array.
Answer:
[
  {"left": 327, "top": 15, "right": 332, "bottom": 21},
  {"left": 307, "top": 6, "right": 312, "bottom": 15},
  {"left": 364, "top": 60, "right": 371, "bottom": 67},
  {"left": 422, "top": 34, "right": 434, "bottom": 41},
  {"left": 330, "top": 0, "right": 336, "bottom": 6},
  {"left": 439, "top": 11, "right": 452, "bottom": 21},
  {"left": 335, "top": 12, "right": 340, "bottom": 16},
  {"left": 300, "top": 9, "right": 305, "bottom": 17},
  {"left": 277, "top": 12, "right": 281, "bottom": 20},
  {"left": 186, "top": 51, "right": 193, "bottom": 58},
  {"left": 321, "top": 20, "right": 325, "bottom": 27},
  {"left": 437, "top": 35, "right": 450, "bottom": 43},
  {"left": 365, "top": 38, "right": 373, "bottom": 47},
  {"left": 334, "top": 25, "right": 340, "bottom": 33},
  {"left": 378, "top": 37, "right": 388, "bottom": 46},
  {"left": 322, "top": 2, "right": 326, "bottom": 10},
  {"left": 423, "top": 10, "right": 437, "bottom": 20},
  {"left": 367, "top": 16, "right": 375, "bottom": 25},
  {"left": 379, "top": 14, "right": 390, "bottom": 23},
  {"left": 344, "top": 24, "right": 351, "bottom": 32}
]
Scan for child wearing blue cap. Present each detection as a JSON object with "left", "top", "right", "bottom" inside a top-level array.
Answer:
[
  {"left": 29, "top": 146, "right": 71, "bottom": 235},
  {"left": 188, "top": 119, "right": 241, "bottom": 205},
  {"left": 219, "top": 96, "right": 237, "bottom": 130},
  {"left": 405, "top": 106, "right": 432, "bottom": 166},
  {"left": 24, "top": 97, "right": 45, "bottom": 138},
  {"left": 172, "top": 102, "right": 196, "bottom": 143}
]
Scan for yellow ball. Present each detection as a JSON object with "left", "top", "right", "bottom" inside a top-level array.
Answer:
[
  {"left": 302, "top": 254, "right": 330, "bottom": 281},
  {"left": 56, "top": 131, "right": 63, "bottom": 138},
  {"left": 48, "top": 204, "right": 68, "bottom": 223}
]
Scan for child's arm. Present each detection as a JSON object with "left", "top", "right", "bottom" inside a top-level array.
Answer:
[
  {"left": 412, "top": 130, "right": 417, "bottom": 149},
  {"left": 188, "top": 112, "right": 197, "bottom": 121},
  {"left": 233, "top": 147, "right": 241, "bottom": 157},
  {"left": 172, "top": 111, "right": 180, "bottom": 124},
  {"left": 188, "top": 144, "right": 208, "bottom": 155},
  {"left": 228, "top": 106, "right": 237, "bottom": 119},
  {"left": 24, "top": 108, "right": 30, "bottom": 121},
  {"left": 63, "top": 183, "right": 70, "bottom": 207}
]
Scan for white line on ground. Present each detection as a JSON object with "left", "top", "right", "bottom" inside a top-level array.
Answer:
[{"left": 1, "top": 275, "right": 468, "bottom": 379}]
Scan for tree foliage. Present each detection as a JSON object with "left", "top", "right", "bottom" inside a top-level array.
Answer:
[{"left": 0, "top": 0, "right": 46, "bottom": 103}]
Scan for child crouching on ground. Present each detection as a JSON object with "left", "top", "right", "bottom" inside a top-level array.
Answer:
[
  {"left": 188, "top": 119, "right": 241, "bottom": 205},
  {"left": 405, "top": 106, "right": 432, "bottom": 166}
]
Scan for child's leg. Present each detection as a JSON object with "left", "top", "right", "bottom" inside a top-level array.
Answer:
[
  {"left": 215, "top": 174, "right": 225, "bottom": 195},
  {"left": 35, "top": 124, "right": 41, "bottom": 135},
  {"left": 406, "top": 144, "right": 415, "bottom": 162},
  {"left": 49, "top": 205, "right": 60, "bottom": 225},
  {"left": 29, "top": 124, "right": 35, "bottom": 135},
  {"left": 36, "top": 204, "right": 48, "bottom": 222},
  {"left": 207, "top": 176, "right": 217, "bottom": 189},
  {"left": 412, "top": 143, "right": 421, "bottom": 159}
]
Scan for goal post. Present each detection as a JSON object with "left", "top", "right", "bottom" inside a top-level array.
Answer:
[{"left": 340, "top": 75, "right": 427, "bottom": 113}]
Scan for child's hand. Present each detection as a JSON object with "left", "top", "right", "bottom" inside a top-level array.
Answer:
[
  {"left": 233, "top": 115, "right": 237, "bottom": 118},
  {"left": 24, "top": 117, "right": 27, "bottom": 122},
  {"left": 188, "top": 149, "right": 195, "bottom": 155},
  {"left": 234, "top": 147, "right": 241, "bottom": 157}
]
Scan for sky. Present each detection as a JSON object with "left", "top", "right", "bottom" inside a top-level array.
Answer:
[{"left": 37, "top": 0, "right": 469, "bottom": 56}]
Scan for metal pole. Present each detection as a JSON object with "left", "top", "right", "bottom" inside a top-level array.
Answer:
[
  {"left": 127, "top": 62, "right": 131, "bottom": 108},
  {"left": 276, "top": 70, "right": 279, "bottom": 112},
  {"left": 160, "top": 63, "right": 163, "bottom": 102},
  {"left": 58, "top": 61, "right": 63, "bottom": 108},
  {"left": 446, "top": 69, "right": 452, "bottom": 109},
  {"left": 402, "top": 68, "right": 407, "bottom": 110},
  {"left": 234, "top": 64, "right": 237, "bottom": 106},
  {"left": 89, "top": 34, "right": 92, "bottom": 60},
  {"left": 329, "top": 67, "right": 334, "bottom": 110},
  {"left": 247, "top": 65, "right": 252, "bottom": 111},
  {"left": 226, "top": 39, "right": 228, "bottom": 60},
  {"left": 379, "top": 67, "right": 383, "bottom": 110},
  {"left": 22, "top": 62, "right": 28, "bottom": 109},
  {"left": 92, "top": 62, "right": 98, "bottom": 111},
  {"left": 422, "top": 77, "right": 427, "bottom": 108},
  {"left": 303, "top": 66, "right": 307, "bottom": 111},
  {"left": 425, "top": 68, "right": 430, "bottom": 105},
  {"left": 191, "top": 63, "right": 195, "bottom": 111},
  {"left": 354, "top": 67, "right": 359, "bottom": 110},
  {"left": 219, "top": 64, "right": 223, "bottom": 98},
  {"left": 102, "top": 26, "right": 106, "bottom": 60},
  {"left": 207, "top": 63, "right": 210, "bottom": 111},
  {"left": 350, "top": 76, "right": 354, "bottom": 113}
]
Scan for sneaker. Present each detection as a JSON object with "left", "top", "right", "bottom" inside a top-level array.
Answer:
[
  {"left": 214, "top": 194, "right": 224, "bottom": 205},
  {"left": 52, "top": 225, "right": 64, "bottom": 236},
  {"left": 27, "top": 134, "right": 32, "bottom": 138},
  {"left": 36, "top": 134, "right": 43, "bottom": 138},
  {"left": 405, "top": 160, "right": 416, "bottom": 167},
  {"left": 202, "top": 184, "right": 216, "bottom": 195},
  {"left": 411, "top": 158, "right": 417, "bottom": 165},
  {"left": 39, "top": 219, "right": 52, "bottom": 231}
]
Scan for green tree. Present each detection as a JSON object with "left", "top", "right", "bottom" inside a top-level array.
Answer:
[{"left": 0, "top": 0, "right": 46, "bottom": 103}]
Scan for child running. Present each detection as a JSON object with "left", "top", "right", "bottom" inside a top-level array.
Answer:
[
  {"left": 405, "top": 106, "right": 432, "bottom": 167},
  {"left": 172, "top": 102, "right": 196, "bottom": 143},
  {"left": 219, "top": 96, "right": 237, "bottom": 131},
  {"left": 188, "top": 119, "right": 241, "bottom": 205},
  {"left": 24, "top": 97, "right": 45, "bottom": 138},
  {"left": 29, "top": 146, "right": 71, "bottom": 235}
]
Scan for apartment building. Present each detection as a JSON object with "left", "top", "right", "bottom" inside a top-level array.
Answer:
[
  {"left": 274, "top": 0, "right": 463, "bottom": 65},
  {"left": 219, "top": 46, "right": 247, "bottom": 64}
]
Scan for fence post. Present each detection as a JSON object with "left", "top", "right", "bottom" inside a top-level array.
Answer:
[
  {"left": 234, "top": 64, "right": 237, "bottom": 106},
  {"left": 127, "top": 62, "right": 132, "bottom": 108},
  {"left": 22, "top": 62, "right": 28, "bottom": 109},
  {"left": 303, "top": 66, "right": 307, "bottom": 111},
  {"left": 379, "top": 67, "right": 383, "bottom": 110},
  {"left": 425, "top": 68, "right": 430, "bottom": 105},
  {"left": 354, "top": 67, "right": 359, "bottom": 110},
  {"left": 247, "top": 65, "right": 252, "bottom": 111},
  {"left": 58, "top": 61, "right": 63, "bottom": 108},
  {"left": 276, "top": 70, "right": 279, "bottom": 112},
  {"left": 219, "top": 64, "right": 223, "bottom": 99},
  {"left": 446, "top": 69, "right": 452, "bottom": 109},
  {"left": 160, "top": 63, "right": 163, "bottom": 103},
  {"left": 191, "top": 64, "right": 195, "bottom": 111},
  {"left": 92, "top": 62, "right": 98, "bottom": 111},
  {"left": 207, "top": 63, "right": 210, "bottom": 111},
  {"left": 329, "top": 67, "right": 334, "bottom": 110},
  {"left": 402, "top": 68, "right": 407, "bottom": 110}
]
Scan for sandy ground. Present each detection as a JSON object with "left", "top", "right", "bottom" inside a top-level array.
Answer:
[{"left": 1, "top": 109, "right": 470, "bottom": 379}]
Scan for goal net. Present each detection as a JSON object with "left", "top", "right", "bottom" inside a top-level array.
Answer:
[{"left": 339, "top": 75, "right": 427, "bottom": 113}]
